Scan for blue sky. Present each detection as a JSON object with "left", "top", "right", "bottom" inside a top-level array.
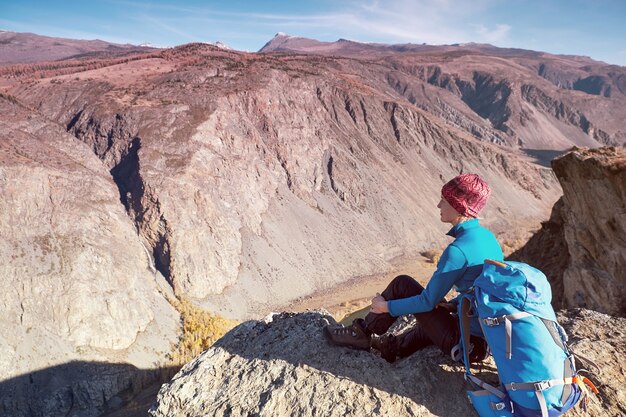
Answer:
[{"left": 1, "top": 0, "right": 625, "bottom": 65}]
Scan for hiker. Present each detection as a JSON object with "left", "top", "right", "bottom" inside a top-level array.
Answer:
[{"left": 325, "top": 173, "right": 503, "bottom": 363}]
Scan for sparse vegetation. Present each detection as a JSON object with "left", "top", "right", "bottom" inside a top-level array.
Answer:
[
  {"left": 169, "top": 297, "right": 238, "bottom": 366},
  {"left": 0, "top": 51, "right": 164, "bottom": 80},
  {"left": 0, "top": 92, "right": 19, "bottom": 104},
  {"left": 420, "top": 249, "right": 442, "bottom": 264}
]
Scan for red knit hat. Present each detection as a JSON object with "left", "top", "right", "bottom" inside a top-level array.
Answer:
[{"left": 441, "top": 174, "right": 491, "bottom": 218}]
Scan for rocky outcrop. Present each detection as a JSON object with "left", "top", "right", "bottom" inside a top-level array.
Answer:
[
  {"left": 150, "top": 310, "right": 625, "bottom": 417},
  {"left": 520, "top": 85, "right": 614, "bottom": 146},
  {"left": 511, "top": 147, "right": 626, "bottom": 316},
  {"left": 536, "top": 62, "right": 625, "bottom": 98},
  {"left": 552, "top": 147, "right": 626, "bottom": 316},
  {"left": 0, "top": 97, "right": 180, "bottom": 417}
]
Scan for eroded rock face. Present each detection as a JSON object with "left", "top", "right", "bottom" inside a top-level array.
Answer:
[
  {"left": 551, "top": 147, "right": 626, "bottom": 316},
  {"left": 509, "top": 147, "right": 626, "bottom": 316},
  {"left": 0, "top": 98, "right": 180, "bottom": 417},
  {"left": 260, "top": 35, "right": 626, "bottom": 149},
  {"left": 150, "top": 310, "right": 625, "bottom": 417},
  {"left": 8, "top": 45, "right": 562, "bottom": 319}
]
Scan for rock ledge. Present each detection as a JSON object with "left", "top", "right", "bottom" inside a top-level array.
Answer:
[{"left": 151, "top": 310, "right": 625, "bottom": 417}]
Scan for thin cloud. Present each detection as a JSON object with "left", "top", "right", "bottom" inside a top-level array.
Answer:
[
  {"left": 135, "top": 15, "right": 197, "bottom": 41},
  {"left": 473, "top": 23, "right": 512, "bottom": 43},
  {"left": 103, "top": 0, "right": 508, "bottom": 47}
]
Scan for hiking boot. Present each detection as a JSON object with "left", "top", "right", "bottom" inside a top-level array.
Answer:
[
  {"left": 324, "top": 321, "right": 371, "bottom": 350},
  {"left": 371, "top": 334, "right": 398, "bottom": 363}
]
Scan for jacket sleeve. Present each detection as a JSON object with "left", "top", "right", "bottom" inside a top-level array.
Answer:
[{"left": 387, "top": 244, "right": 467, "bottom": 317}]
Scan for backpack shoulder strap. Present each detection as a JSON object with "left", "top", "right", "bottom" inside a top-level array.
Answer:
[
  {"left": 460, "top": 296, "right": 473, "bottom": 370},
  {"left": 457, "top": 294, "right": 509, "bottom": 399}
]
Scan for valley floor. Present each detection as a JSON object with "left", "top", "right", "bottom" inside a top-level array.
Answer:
[{"left": 284, "top": 258, "right": 437, "bottom": 321}]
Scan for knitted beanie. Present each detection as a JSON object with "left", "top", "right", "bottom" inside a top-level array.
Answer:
[{"left": 441, "top": 173, "right": 491, "bottom": 218}]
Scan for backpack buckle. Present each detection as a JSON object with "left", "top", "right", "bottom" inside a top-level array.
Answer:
[
  {"left": 534, "top": 381, "right": 551, "bottom": 391},
  {"left": 484, "top": 317, "right": 502, "bottom": 326},
  {"left": 490, "top": 402, "right": 506, "bottom": 411}
]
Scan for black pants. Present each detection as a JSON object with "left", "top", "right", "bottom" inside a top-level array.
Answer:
[{"left": 363, "top": 275, "right": 487, "bottom": 361}]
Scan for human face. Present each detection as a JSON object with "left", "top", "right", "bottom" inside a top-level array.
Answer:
[{"left": 437, "top": 197, "right": 461, "bottom": 225}]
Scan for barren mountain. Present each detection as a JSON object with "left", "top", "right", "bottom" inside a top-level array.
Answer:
[
  {"left": 0, "top": 97, "right": 179, "bottom": 417},
  {"left": 1, "top": 34, "right": 625, "bottom": 416},
  {"left": 261, "top": 34, "right": 626, "bottom": 150},
  {"left": 0, "top": 30, "right": 155, "bottom": 64},
  {"left": 3, "top": 43, "right": 563, "bottom": 319}
]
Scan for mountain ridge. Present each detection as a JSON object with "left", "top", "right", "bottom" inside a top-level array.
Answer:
[
  {"left": 258, "top": 32, "right": 603, "bottom": 64},
  {"left": 0, "top": 30, "right": 157, "bottom": 64}
]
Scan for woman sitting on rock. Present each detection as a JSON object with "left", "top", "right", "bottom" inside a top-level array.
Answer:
[{"left": 325, "top": 173, "right": 503, "bottom": 363}]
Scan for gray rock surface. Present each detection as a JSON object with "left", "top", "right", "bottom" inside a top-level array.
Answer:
[
  {"left": 512, "top": 148, "right": 626, "bottom": 316},
  {"left": 150, "top": 310, "right": 625, "bottom": 417}
]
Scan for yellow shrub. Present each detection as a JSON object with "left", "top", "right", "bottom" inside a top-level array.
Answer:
[
  {"left": 420, "top": 249, "right": 442, "bottom": 264},
  {"left": 169, "top": 298, "right": 238, "bottom": 366}
]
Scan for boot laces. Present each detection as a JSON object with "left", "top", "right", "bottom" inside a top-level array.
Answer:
[{"left": 334, "top": 326, "right": 357, "bottom": 337}]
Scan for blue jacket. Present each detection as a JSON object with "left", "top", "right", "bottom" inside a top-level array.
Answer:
[{"left": 388, "top": 219, "right": 503, "bottom": 326}]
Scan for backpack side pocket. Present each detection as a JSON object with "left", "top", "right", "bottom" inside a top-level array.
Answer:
[{"left": 467, "top": 390, "right": 514, "bottom": 417}]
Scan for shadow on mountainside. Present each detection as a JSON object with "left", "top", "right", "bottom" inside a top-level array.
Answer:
[
  {"left": 522, "top": 148, "right": 568, "bottom": 167},
  {"left": 0, "top": 361, "right": 179, "bottom": 417}
]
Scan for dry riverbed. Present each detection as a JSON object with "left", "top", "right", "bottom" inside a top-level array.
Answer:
[{"left": 284, "top": 258, "right": 437, "bottom": 321}]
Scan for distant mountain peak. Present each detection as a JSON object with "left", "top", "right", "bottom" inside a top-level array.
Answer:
[
  {"left": 214, "top": 41, "right": 232, "bottom": 50},
  {"left": 259, "top": 33, "right": 308, "bottom": 52}
]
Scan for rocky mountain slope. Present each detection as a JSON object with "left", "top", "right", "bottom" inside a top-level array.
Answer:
[
  {"left": 3, "top": 43, "right": 563, "bottom": 320},
  {"left": 261, "top": 34, "right": 626, "bottom": 150},
  {"left": 1, "top": 34, "right": 625, "bottom": 416},
  {"left": 0, "top": 30, "right": 155, "bottom": 64},
  {"left": 150, "top": 309, "right": 625, "bottom": 417},
  {"left": 0, "top": 97, "right": 180, "bottom": 417},
  {"left": 511, "top": 147, "right": 626, "bottom": 316}
]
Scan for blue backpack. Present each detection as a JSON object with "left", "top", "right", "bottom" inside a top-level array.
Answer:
[{"left": 456, "top": 260, "right": 598, "bottom": 417}]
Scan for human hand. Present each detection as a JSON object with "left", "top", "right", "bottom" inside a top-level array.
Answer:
[
  {"left": 371, "top": 293, "right": 389, "bottom": 314},
  {"left": 437, "top": 302, "right": 457, "bottom": 313}
]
